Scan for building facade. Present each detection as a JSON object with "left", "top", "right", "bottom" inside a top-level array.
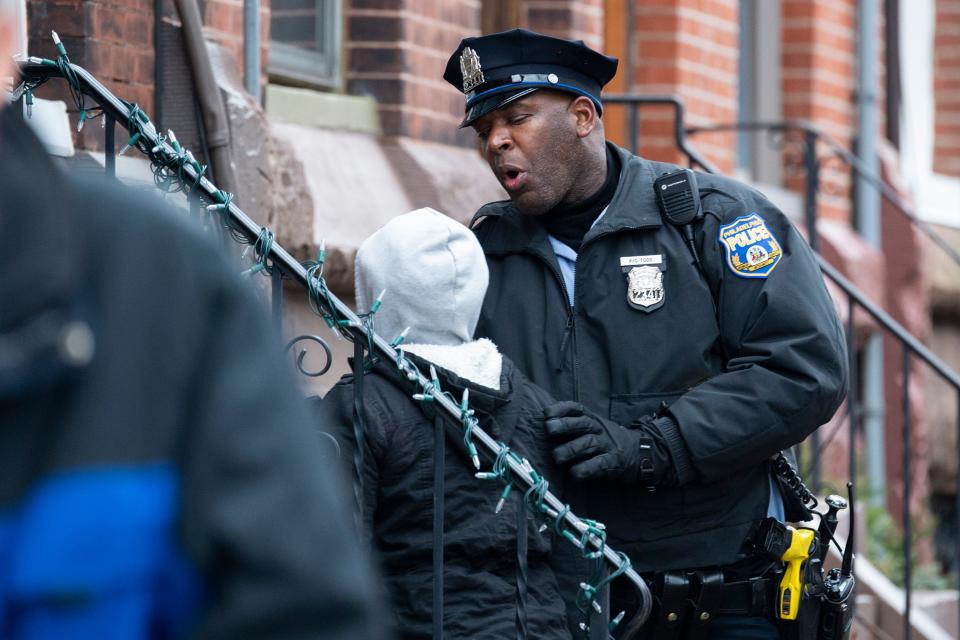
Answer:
[{"left": 15, "top": 0, "right": 960, "bottom": 632}]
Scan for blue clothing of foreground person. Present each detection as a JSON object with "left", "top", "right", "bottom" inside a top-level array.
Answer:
[{"left": 0, "top": 63, "right": 386, "bottom": 640}]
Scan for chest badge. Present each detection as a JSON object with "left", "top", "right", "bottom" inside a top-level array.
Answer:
[
  {"left": 718, "top": 213, "right": 783, "bottom": 278},
  {"left": 621, "top": 255, "right": 665, "bottom": 312}
]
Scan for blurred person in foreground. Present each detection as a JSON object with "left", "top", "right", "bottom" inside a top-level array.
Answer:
[
  {"left": 316, "top": 208, "right": 573, "bottom": 639},
  {"left": 0, "top": 6, "right": 386, "bottom": 637}
]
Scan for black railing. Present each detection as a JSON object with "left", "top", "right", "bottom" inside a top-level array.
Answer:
[
  {"left": 15, "top": 56, "right": 655, "bottom": 640},
  {"left": 687, "top": 120, "right": 960, "bottom": 269},
  {"left": 604, "top": 94, "right": 720, "bottom": 175},
  {"left": 609, "top": 96, "right": 960, "bottom": 639}
]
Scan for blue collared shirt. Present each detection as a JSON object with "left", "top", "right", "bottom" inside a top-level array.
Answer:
[{"left": 548, "top": 235, "right": 578, "bottom": 307}]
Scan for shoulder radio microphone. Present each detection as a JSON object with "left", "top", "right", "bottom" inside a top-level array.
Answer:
[{"left": 654, "top": 168, "right": 703, "bottom": 268}]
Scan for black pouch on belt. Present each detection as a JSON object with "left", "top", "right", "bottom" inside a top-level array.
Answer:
[
  {"left": 651, "top": 571, "right": 691, "bottom": 640},
  {"left": 685, "top": 569, "right": 723, "bottom": 640}
]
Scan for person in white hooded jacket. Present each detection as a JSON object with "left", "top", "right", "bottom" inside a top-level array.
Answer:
[{"left": 315, "top": 208, "right": 574, "bottom": 640}]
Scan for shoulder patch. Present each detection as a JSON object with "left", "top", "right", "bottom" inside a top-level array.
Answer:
[{"left": 717, "top": 213, "right": 782, "bottom": 278}]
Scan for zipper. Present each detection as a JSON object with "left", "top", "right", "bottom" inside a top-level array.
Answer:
[
  {"left": 570, "top": 311, "right": 579, "bottom": 401},
  {"left": 564, "top": 230, "right": 627, "bottom": 400},
  {"left": 529, "top": 250, "right": 579, "bottom": 401},
  {"left": 557, "top": 314, "right": 573, "bottom": 371},
  {"left": 568, "top": 255, "right": 580, "bottom": 400}
]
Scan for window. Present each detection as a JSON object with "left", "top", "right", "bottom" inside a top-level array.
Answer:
[
  {"left": 10, "top": 0, "right": 27, "bottom": 58},
  {"left": 269, "top": 0, "right": 342, "bottom": 89},
  {"left": 737, "top": 0, "right": 782, "bottom": 186}
]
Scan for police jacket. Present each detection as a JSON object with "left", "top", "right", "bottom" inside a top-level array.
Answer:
[
  {"left": 318, "top": 353, "right": 572, "bottom": 640},
  {"left": 472, "top": 143, "right": 848, "bottom": 573},
  {"left": 0, "top": 107, "right": 384, "bottom": 639}
]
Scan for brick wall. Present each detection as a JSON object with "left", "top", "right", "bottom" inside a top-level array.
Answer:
[
  {"left": 781, "top": 0, "right": 856, "bottom": 223},
  {"left": 29, "top": 0, "right": 156, "bottom": 131},
  {"left": 346, "top": 0, "right": 479, "bottom": 147},
  {"left": 343, "top": 0, "right": 607, "bottom": 147},
  {"left": 522, "top": 0, "right": 603, "bottom": 50},
  {"left": 202, "top": 0, "right": 269, "bottom": 84},
  {"left": 597, "top": 0, "right": 893, "bottom": 218},
  {"left": 606, "top": 0, "right": 739, "bottom": 174},
  {"left": 782, "top": 0, "right": 891, "bottom": 223},
  {"left": 933, "top": 0, "right": 960, "bottom": 177},
  {"left": 28, "top": 0, "right": 265, "bottom": 145}
]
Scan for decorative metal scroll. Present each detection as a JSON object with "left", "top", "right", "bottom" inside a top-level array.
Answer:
[{"left": 285, "top": 335, "right": 333, "bottom": 378}]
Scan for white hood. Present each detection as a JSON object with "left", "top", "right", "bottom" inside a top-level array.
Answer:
[{"left": 355, "top": 207, "right": 490, "bottom": 347}]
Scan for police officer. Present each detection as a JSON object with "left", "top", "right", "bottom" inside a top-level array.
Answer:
[{"left": 443, "top": 29, "right": 848, "bottom": 639}]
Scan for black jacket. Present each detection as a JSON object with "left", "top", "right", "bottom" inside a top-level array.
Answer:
[
  {"left": 318, "top": 353, "right": 572, "bottom": 640},
  {"left": 0, "top": 107, "right": 385, "bottom": 639},
  {"left": 472, "top": 144, "right": 848, "bottom": 572}
]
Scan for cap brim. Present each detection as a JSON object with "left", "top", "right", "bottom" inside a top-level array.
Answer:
[{"left": 459, "top": 87, "right": 539, "bottom": 128}]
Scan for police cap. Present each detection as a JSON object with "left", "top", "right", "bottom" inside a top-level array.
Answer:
[{"left": 443, "top": 29, "right": 619, "bottom": 128}]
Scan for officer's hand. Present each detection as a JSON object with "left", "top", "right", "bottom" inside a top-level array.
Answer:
[{"left": 543, "top": 401, "right": 666, "bottom": 484}]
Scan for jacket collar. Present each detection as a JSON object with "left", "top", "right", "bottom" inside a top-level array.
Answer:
[
  {"left": 475, "top": 142, "right": 663, "bottom": 256},
  {"left": 370, "top": 351, "right": 518, "bottom": 442},
  {"left": 400, "top": 350, "right": 514, "bottom": 416}
]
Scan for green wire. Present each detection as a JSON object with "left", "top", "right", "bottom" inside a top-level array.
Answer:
[{"left": 49, "top": 53, "right": 630, "bottom": 631}]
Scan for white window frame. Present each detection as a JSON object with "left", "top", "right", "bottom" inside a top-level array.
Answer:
[
  {"left": 8, "top": 0, "right": 27, "bottom": 58},
  {"left": 900, "top": 0, "right": 960, "bottom": 228}
]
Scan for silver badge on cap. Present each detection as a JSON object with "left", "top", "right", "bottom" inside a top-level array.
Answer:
[
  {"left": 460, "top": 47, "right": 485, "bottom": 93},
  {"left": 621, "top": 255, "right": 665, "bottom": 312}
]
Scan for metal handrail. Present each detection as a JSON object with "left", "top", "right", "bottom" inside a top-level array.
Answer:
[
  {"left": 16, "top": 57, "right": 654, "bottom": 637},
  {"left": 603, "top": 94, "right": 720, "bottom": 174},
  {"left": 686, "top": 119, "right": 960, "bottom": 268},
  {"left": 601, "top": 93, "right": 960, "bottom": 638},
  {"left": 683, "top": 118, "right": 960, "bottom": 640},
  {"left": 817, "top": 257, "right": 960, "bottom": 390},
  {"left": 604, "top": 102, "right": 960, "bottom": 387}
]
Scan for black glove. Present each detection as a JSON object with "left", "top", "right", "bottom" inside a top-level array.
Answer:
[{"left": 543, "top": 401, "right": 677, "bottom": 485}]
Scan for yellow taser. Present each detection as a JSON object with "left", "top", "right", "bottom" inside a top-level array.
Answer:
[{"left": 778, "top": 527, "right": 816, "bottom": 621}]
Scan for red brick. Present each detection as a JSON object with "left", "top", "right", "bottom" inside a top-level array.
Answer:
[
  {"left": 344, "top": 2, "right": 483, "bottom": 144},
  {"left": 84, "top": 38, "right": 114, "bottom": 78},
  {"left": 126, "top": 12, "right": 151, "bottom": 45},
  {"left": 622, "top": 0, "right": 740, "bottom": 173},
  {"left": 349, "top": 14, "right": 404, "bottom": 42},
  {"left": 934, "top": 0, "right": 960, "bottom": 176},
  {"left": 30, "top": 2, "right": 85, "bottom": 39},
  {"left": 98, "top": 2, "right": 127, "bottom": 41},
  {"left": 782, "top": 8, "right": 857, "bottom": 137},
  {"left": 206, "top": 0, "right": 237, "bottom": 34},
  {"left": 134, "top": 51, "right": 155, "bottom": 85}
]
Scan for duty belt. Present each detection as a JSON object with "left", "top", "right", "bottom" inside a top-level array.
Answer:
[{"left": 647, "top": 570, "right": 776, "bottom": 640}]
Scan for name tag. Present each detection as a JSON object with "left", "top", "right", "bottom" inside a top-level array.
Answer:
[{"left": 620, "top": 254, "right": 663, "bottom": 267}]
